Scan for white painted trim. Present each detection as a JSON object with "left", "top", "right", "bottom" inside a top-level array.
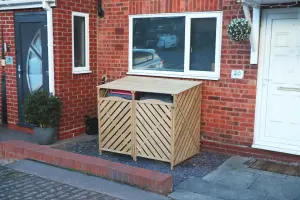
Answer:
[
  {"left": 72, "top": 70, "right": 92, "bottom": 74},
  {"left": 253, "top": 7, "right": 300, "bottom": 154},
  {"left": 253, "top": 143, "right": 300, "bottom": 156},
  {"left": 0, "top": 0, "right": 56, "bottom": 10},
  {"left": 72, "top": 12, "right": 90, "bottom": 74},
  {"left": 250, "top": 7, "right": 261, "bottom": 64},
  {"left": 128, "top": 12, "right": 223, "bottom": 80},
  {"left": 127, "top": 71, "right": 220, "bottom": 80},
  {"left": 43, "top": 2, "right": 55, "bottom": 95}
]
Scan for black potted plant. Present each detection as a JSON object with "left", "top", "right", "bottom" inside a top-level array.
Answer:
[{"left": 23, "top": 90, "right": 62, "bottom": 145}]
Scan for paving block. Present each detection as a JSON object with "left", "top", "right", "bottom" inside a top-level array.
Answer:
[
  {"left": 169, "top": 190, "right": 222, "bottom": 200},
  {"left": 285, "top": 175, "right": 300, "bottom": 182},
  {"left": 263, "top": 195, "right": 281, "bottom": 200},
  {"left": 248, "top": 174, "right": 300, "bottom": 199},
  {"left": 217, "top": 156, "right": 251, "bottom": 171},
  {"left": 203, "top": 169, "right": 259, "bottom": 189},
  {"left": 176, "top": 176, "right": 266, "bottom": 200}
]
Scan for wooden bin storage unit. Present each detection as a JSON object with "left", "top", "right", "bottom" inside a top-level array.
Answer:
[{"left": 97, "top": 76, "right": 202, "bottom": 169}]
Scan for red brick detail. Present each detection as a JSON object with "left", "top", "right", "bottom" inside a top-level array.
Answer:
[
  {"left": 0, "top": 140, "right": 173, "bottom": 195},
  {"left": 202, "top": 139, "right": 300, "bottom": 163}
]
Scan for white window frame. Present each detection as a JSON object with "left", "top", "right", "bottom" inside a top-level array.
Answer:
[
  {"left": 0, "top": 0, "right": 56, "bottom": 11},
  {"left": 72, "top": 12, "right": 91, "bottom": 74},
  {"left": 128, "top": 12, "right": 223, "bottom": 80}
]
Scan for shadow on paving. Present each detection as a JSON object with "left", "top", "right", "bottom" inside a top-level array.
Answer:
[{"left": 53, "top": 138, "right": 229, "bottom": 186}]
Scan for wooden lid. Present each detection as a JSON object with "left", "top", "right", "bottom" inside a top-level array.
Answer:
[{"left": 97, "top": 76, "right": 202, "bottom": 94}]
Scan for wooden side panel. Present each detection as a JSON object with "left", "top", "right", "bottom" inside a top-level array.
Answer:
[
  {"left": 98, "top": 97, "right": 132, "bottom": 155},
  {"left": 174, "top": 85, "right": 202, "bottom": 166},
  {"left": 98, "top": 88, "right": 108, "bottom": 154},
  {"left": 135, "top": 100, "right": 172, "bottom": 162}
]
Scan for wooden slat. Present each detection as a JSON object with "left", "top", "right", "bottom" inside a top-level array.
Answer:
[
  {"left": 97, "top": 76, "right": 202, "bottom": 95},
  {"left": 175, "top": 97, "right": 199, "bottom": 162},
  {"left": 137, "top": 99, "right": 173, "bottom": 106},
  {"left": 99, "top": 98, "right": 132, "bottom": 155},
  {"left": 136, "top": 111, "right": 170, "bottom": 160},
  {"left": 135, "top": 101, "right": 172, "bottom": 162},
  {"left": 103, "top": 118, "right": 131, "bottom": 149},
  {"left": 139, "top": 103, "right": 171, "bottom": 140},
  {"left": 101, "top": 148, "right": 132, "bottom": 155},
  {"left": 136, "top": 124, "right": 161, "bottom": 158},
  {"left": 173, "top": 85, "right": 202, "bottom": 166},
  {"left": 178, "top": 93, "right": 201, "bottom": 153},
  {"left": 101, "top": 103, "right": 130, "bottom": 138},
  {"left": 113, "top": 127, "right": 131, "bottom": 151},
  {"left": 132, "top": 93, "right": 137, "bottom": 161},
  {"left": 97, "top": 88, "right": 102, "bottom": 154},
  {"left": 136, "top": 136, "right": 149, "bottom": 156},
  {"left": 137, "top": 154, "right": 170, "bottom": 163},
  {"left": 101, "top": 105, "right": 131, "bottom": 143},
  {"left": 136, "top": 105, "right": 171, "bottom": 154},
  {"left": 171, "top": 95, "right": 176, "bottom": 170}
]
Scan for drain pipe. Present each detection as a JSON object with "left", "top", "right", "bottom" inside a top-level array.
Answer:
[{"left": 42, "top": 1, "right": 55, "bottom": 95}]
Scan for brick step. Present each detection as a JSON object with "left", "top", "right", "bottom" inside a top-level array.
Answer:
[
  {"left": 0, "top": 140, "right": 172, "bottom": 195},
  {"left": 7, "top": 159, "right": 170, "bottom": 200}
]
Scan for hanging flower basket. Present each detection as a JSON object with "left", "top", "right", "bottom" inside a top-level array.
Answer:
[{"left": 228, "top": 18, "right": 251, "bottom": 41}]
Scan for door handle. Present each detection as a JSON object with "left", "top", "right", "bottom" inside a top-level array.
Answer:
[
  {"left": 18, "top": 65, "right": 22, "bottom": 72},
  {"left": 278, "top": 87, "right": 300, "bottom": 92},
  {"left": 17, "top": 65, "right": 22, "bottom": 79}
]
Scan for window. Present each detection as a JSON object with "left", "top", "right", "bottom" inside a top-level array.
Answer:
[
  {"left": 128, "top": 12, "right": 223, "bottom": 80},
  {"left": 72, "top": 12, "right": 90, "bottom": 74}
]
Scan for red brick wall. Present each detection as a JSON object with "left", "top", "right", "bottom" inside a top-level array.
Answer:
[
  {"left": 1, "top": 0, "right": 258, "bottom": 150},
  {"left": 0, "top": 0, "right": 98, "bottom": 139},
  {"left": 53, "top": 0, "right": 98, "bottom": 139},
  {"left": 202, "top": 0, "right": 257, "bottom": 149},
  {"left": 0, "top": 12, "right": 18, "bottom": 128},
  {"left": 98, "top": 0, "right": 257, "bottom": 150}
]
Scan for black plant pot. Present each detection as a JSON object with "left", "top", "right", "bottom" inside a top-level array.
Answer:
[{"left": 33, "top": 127, "right": 58, "bottom": 145}]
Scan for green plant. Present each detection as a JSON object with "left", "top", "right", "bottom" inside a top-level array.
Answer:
[
  {"left": 228, "top": 18, "right": 251, "bottom": 41},
  {"left": 23, "top": 90, "right": 62, "bottom": 128}
]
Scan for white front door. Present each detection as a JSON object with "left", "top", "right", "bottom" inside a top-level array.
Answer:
[{"left": 254, "top": 8, "right": 300, "bottom": 155}]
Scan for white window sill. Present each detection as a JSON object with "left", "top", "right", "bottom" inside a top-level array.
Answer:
[
  {"left": 72, "top": 70, "right": 93, "bottom": 74},
  {"left": 127, "top": 71, "right": 220, "bottom": 80}
]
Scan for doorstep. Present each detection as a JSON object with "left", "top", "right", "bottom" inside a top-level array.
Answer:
[{"left": 0, "top": 140, "right": 173, "bottom": 195}]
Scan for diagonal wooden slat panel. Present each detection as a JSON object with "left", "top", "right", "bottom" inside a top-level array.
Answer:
[
  {"left": 139, "top": 103, "right": 171, "bottom": 141},
  {"left": 101, "top": 107, "right": 131, "bottom": 144},
  {"left": 136, "top": 110, "right": 170, "bottom": 160},
  {"left": 136, "top": 123, "right": 160, "bottom": 158},
  {"left": 113, "top": 125, "right": 132, "bottom": 151},
  {"left": 174, "top": 86, "right": 202, "bottom": 165},
  {"left": 136, "top": 101, "right": 172, "bottom": 162},
  {"left": 99, "top": 99, "right": 132, "bottom": 155},
  {"left": 101, "top": 103, "right": 130, "bottom": 139}
]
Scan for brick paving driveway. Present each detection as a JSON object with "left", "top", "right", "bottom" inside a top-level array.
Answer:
[{"left": 0, "top": 166, "right": 120, "bottom": 200}]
